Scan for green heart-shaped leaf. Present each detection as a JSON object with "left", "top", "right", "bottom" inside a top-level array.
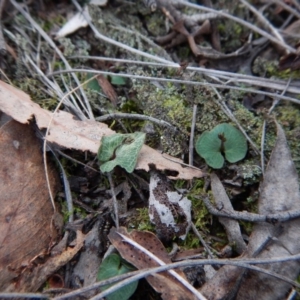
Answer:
[
  {"left": 195, "top": 123, "right": 247, "bottom": 169},
  {"left": 97, "top": 253, "right": 138, "bottom": 300},
  {"left": 98, "top": 132, "right": 145, "bottom": 173},
  {"left": 195, "top": 131, "right": 224, "bottom": 169}
]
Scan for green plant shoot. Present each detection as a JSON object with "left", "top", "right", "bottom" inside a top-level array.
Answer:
[{"left": 195, "top": 123, "right": 247, "bottom": 169}]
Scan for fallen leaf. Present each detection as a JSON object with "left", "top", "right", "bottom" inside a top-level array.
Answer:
[
  {"left": 96, "top": 74, "right": 118, "bottom": 106},
  {"left": 0, "top": 119, "right": 60, "bottom": 291},
  {"left": 0, "top": 80, "right": 203, "bottom": 180},
  {"left": 108, "top": 227, "right": 197, "bottom": 300},
  {"left": 201, "top": 122, "right": 300, "bottom": 299}
]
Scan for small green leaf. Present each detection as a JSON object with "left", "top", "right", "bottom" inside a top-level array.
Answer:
[
  {"left": 98, "top": 132, "right": 145, "bottom": 173},
  {"left": 195, "top": 123, "right": 247, "bottom": 169},
  {"left": 97, "top": 254, "right": 138, "bottom": 300},
  {"left": 110, "top": 75, "right": 127, "bottom": 86},
  {"left": 86, "top": 73, "right": 101, "bottom": 92},
  {"left": 195, "top": 132, "right": 224, "bottom": 169}
]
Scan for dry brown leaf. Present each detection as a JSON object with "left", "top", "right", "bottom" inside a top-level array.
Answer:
[
  {"left": 0, "top": 119, "right": 60, "bottom": 291},
  {"left": 96, "top": 74, "right": 118, "bottom": 106},
  {"left": 108, "top": 227, "right": 197, "bottom": 300},
  {"left": 0, "top": 80, "right": 203, "bottom": 180}
]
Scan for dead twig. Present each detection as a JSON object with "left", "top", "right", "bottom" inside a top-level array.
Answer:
[
  {"left": 202, "top": 196, "right": 300, "bottom": 223},
  {"left": 240, "top": 0, "right": 286, "bottom": 46},
  {"left": 71, "top": 0, "right": 173, "bottom": 65},
  {"left": 191, "top": 222, "right": 214, "bottom": 259},
  {"left": 210, "top": 85, "right": 260, "bottom": 155},
  {"left": 189, "top": 104, "right": 197, "bottom": 166},
  {"left": 107, "top": 172, "right": 119, "bottom": 229}
]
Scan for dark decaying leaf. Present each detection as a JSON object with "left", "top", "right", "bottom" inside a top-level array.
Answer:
[{"left": 201, "top": 122, "right": 300, "bottom": 300}]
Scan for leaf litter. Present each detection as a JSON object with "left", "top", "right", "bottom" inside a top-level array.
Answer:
[{"left": 1, "top": 0, "right": 300, "bottom": 299}]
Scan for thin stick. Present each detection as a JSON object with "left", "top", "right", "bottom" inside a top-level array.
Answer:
[
  {"left": 0, "top": 293, "right": 48, "bottom": 299},
  {"left": 191, "top": 222, "right": 214, "bottom": 258},
  {"left": 108, "top": 172, "right": 119, "bottom": 229},
  {"left": 290, "top": 0, "right": 300, "bottom": 11},
  {"left": 162, "top": 154, "right": 205, "bottom": 172},
  {"left": 189, "top": 104, "right": 197, "bottom": 166},
  {"left": 0, "top": 0, "right": 7, "bottom": 55},
  {"left": 68, "top": 56, "right": 300, "bottom": 94},
  {"left": 260, "top": 120, "right": 267, "bottom": 175},
  {"left": 202, "top": 196, "right": 300, "bottom": 223},
  {"left": 53, "top": 154, "right": 74, "bottom": 222},
  {"left": 210, "top": 85, "right": 260, "bottom": 154},
  {"left": 96, "top": 112, "right": 180, "bottom": 132},
  {"left": 56, "top": 150, "right": 99, "bottom": 173},
  {"left": 240, "top": 0, "right": 285, "bottom": 44},
  {"left": 49, "top": 69, "right": 300, "bottom": 104}
]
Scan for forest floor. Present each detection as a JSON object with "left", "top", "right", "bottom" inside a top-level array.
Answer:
[{"left": 1, "top": 0, "right": 300, "bottom": 299}]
